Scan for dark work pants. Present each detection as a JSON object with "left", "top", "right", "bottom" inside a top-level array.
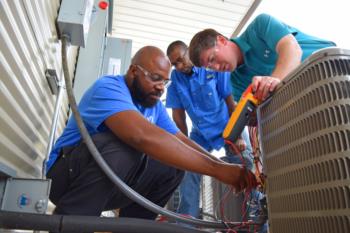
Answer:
[{"left": 47, "top": 131, "right": 184, "bottom": 219}]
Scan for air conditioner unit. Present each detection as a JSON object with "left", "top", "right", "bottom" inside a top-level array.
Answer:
[{"left": 258, "top": 48, "right": 350, "bottom": 233}]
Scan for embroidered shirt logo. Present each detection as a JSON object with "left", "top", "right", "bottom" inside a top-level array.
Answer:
[
  {"left": 264, "top": 49, "right": 270, "bottom": 58},
  {"left": 146, "top": 115, "right": 154, "bottom": 123},
  {"left": 206, "top": 74, "right": 214, "bottom": 79}
]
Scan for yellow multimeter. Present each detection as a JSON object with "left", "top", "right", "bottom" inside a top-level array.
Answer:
[{"left": 223, "top": 85, "right": 260, "bottom": 142}]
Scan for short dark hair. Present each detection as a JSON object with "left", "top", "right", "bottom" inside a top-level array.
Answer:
[
  {"left": 167, "top": 40, "right": 187, "bottom": 56},
  {"left": 189, "top": 29, "right": 222, "bottom": 67}
]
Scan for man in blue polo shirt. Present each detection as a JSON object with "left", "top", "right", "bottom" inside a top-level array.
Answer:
[
  {"left": 46, "top": 46, "right": 256, "bottom": 219},
  {"left": 166, "top": 41, "right": 253, "bottom": 219},
  {"left": 188, "top": 13, "right": 336, "bottom": 102}
]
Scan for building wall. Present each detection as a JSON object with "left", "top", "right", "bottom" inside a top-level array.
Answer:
[{"left": 0, "top": 0, "right": 78, "bottom": 178}]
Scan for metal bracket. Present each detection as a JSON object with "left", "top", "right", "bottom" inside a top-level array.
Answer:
[
  {"left": 0, "top": 162, "right": 17, "bottom": 178},
  {"left": 45, "top": 69, "right": 59, "bottom": 95}
]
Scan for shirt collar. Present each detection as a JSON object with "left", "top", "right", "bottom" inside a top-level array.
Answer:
[
  {"left": 178, "top": 66, "right": 198, "bottom": 78},
  {"left": 191, "top": 66, "right": 200, "bottom": 76},
  {"left": 230, "top": 37, "right": 251, "bottom": 54}
]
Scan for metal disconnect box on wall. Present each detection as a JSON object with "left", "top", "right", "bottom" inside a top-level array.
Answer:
[
  {"left": 73, "top": 0, "right": 109, "bottom": 103},
  {"left": 258, "top": 48, "right": 350, "bottom": 233},
  {"left": 102, "top": 37, "right": 132, "bottom": 76},
  {"left": 57, "top": 0, "right": 95, "bottom": 47},
  {"left": 74, "top": 36, "right": 132, "bottom": 103}
]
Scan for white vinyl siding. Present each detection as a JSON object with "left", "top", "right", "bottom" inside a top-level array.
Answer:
[{"left": 0, "top": 0, "right": 78, "bottom": 178}]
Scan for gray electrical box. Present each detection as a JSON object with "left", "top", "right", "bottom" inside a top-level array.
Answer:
[
  {"left": 0, "top": 178, "right": 51, "bottom": 214},
  {"left": 73, "top": 0, "right": 109, "bottom": 103},
  {"left": 102, "top": 37, "right": 132, "bottom": 76},
  {"left": 74, "top": 36, "right": 132, "bottom": 103},
  {"left": 57, "top": 0, "right": 95, "bottom": 47}
]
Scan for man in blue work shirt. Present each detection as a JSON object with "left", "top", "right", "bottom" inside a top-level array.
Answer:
[
  {"left": 46, "top": 46, "right": 256, "bottom": 219},
  {"left": 166, "top": 40, "right": 253, "bottom": 219},
  {"left": 188, "top": 13, "right": 336, "bottom": 102}
]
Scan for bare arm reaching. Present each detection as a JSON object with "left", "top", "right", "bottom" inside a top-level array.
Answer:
[{"left": 105, "top": 110, "right": 254, "bottom": 191}]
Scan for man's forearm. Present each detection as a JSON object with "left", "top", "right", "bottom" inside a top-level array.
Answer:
[
  {"left": 176, "top": 132, "right": 225, "bottom": 163},
  {"left": 173, "top": 110, "right": 188, "bottom": 136},
  {"left": 272, "top": 34, "right": 302, "bottom": 80},
  {"left": 176, "top": 121, "right": 188, "bottom": 136},
  {"left": 225, "top": 95, "right": 236, "bottom": 116},
  {"left": 271, "top": 53, "right": 301, "bottom": 80}
]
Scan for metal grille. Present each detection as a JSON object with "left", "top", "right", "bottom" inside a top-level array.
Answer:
[
  {"left": 258, "top": 48, "right": 350, "bottom": 233},
  {"left": 201, "top": 175, "right": 243, "bottom": 222},
  {"left": 201, "top": 175, "right": 215, "bottom": 220}
]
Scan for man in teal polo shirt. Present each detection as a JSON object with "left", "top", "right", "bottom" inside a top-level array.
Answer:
[{"left": 188, "top": 13, "right": 336, "bottom": 102}]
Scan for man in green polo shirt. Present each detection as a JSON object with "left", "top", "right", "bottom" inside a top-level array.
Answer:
[{"left": 189, "top": 13, "right": 335, "bottom": 102}]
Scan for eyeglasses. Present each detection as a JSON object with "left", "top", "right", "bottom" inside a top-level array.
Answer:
[
  {"left": 136, "top": 65, "right": 170, "bottom": 87},
  {"left": 206, "top": 41, "right": 218, "bottom": 69}
]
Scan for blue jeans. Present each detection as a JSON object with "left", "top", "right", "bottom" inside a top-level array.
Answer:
[
  {"left": 176, "top": 171, "right": 202, "bottom": 218},
  {"left": 222, "top": 126, "right": 254, "bottom": 170},
  {"left": 177, "top": 128, "right": 253, "bottom": 218},
  {"left": 247, "top": 191, "right": 268, "bottom": 233}
]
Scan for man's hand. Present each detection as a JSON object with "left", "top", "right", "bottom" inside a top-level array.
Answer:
[
  {"left": 251, "top": 76, "right": 280, "bottom": 101},
  {"left": 215, "top": 163, "right": 257, "bottom": 192}
]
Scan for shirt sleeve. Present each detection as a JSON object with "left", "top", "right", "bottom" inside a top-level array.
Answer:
[
  {"left": 251, "top": 13, "right": 297, "bottom": 50},
  {"left": 216, "top": 71, "right": 232, "bottom": 99},
  {"left": 155, "top": 102, "right": 179, "bottom": 135},
  {"left": 81, "top": 77, "right": 138, "bottom": 131},
  {"left": 165, "top": 71, "right": 184, "bottom": 109}
]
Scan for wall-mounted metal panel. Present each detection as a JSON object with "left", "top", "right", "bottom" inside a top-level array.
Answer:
[
  {"left": 0, "top": 0, "right": 78, "bottom": 178},
  {"left": 73, "top": 2, "right": 109, "bottom": 103},
  {"left": 102, "top": 37, "right": 132, "bottom": 76}
]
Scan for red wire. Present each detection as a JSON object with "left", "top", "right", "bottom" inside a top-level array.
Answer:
[
  {"left": 253, "top": 223, "right": 258, "bottom": 233},
  {"left": 223, "top": 129, "right": 264, "bottom": 232},
  {"left": 224, "top": 139, "right": 251, "bottom": 225},
  {"left": 241, "top": 190, "right": 251, "bottom": 222},
  {"left": 224, "top": 140, "right": 246, "bottom": 167},
  {"left": 248, "top": 126, "right": 266, "bottom": 187},
  {"left": 227, "top": 229, "right": 238, "bottom": 233},
  {"left": 219, "top": 186, "right": 234, "bottom": 222}
]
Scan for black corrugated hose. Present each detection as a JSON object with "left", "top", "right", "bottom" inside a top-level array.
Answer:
[{"left": 0, "top": 211, "right": 205, "bottom": 233}]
